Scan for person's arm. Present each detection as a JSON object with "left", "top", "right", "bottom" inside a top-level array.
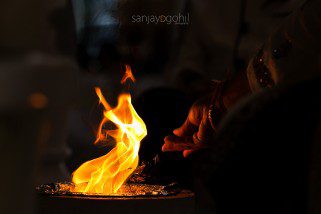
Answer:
[
  {"left": 162, "top": 0, "right": 321, "bottom": 158},
  {"left": 162, "top": 71, "right": 251, "bottom": 157}
]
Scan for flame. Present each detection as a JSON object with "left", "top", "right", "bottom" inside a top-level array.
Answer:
[
  {"left": 71, "top": 67, "right": 147, "bottom": 194},
  {"left": 121, "top": 65, "right": 136, "bottom": 84}
]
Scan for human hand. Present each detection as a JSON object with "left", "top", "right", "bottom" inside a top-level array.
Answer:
[{"left": 162, "top": 95, "right": 215, "bottom": 157}]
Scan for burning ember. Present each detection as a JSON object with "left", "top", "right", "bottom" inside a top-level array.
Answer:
[
  {"left": 37, "top": 182, "right": 181, "bottom": 197},
  {"left": 71, "top": 65, "right": 147, "bottom": 195}
]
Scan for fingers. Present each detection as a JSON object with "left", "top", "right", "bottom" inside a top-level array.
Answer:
[
  {"left": 173, "top": 100, "right": 204, "bottom": 137},
  {"left": 163, "top": 116, "right": 213, "bottom": 155},
  {"left": 162, "top": 135, "right": 195, "bottom": 152},
  {"left": 163, "top": 95, "right": 214, "bottom": 157},
  {"left": 173, "top": 119, "right": 198, "bottom": 137},
  {"left": 193, "top": 109, "right": 215, "bottom": 144},
  {"left": 183, "top": 149, "right": 196, "bottom": 158}
]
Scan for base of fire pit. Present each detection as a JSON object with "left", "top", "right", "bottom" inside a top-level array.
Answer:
[{"left": 37, "top": 190, "right": 195, "bottom": 214}]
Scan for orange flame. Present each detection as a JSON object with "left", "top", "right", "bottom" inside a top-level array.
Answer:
[
  {"left": 71, "top": 69, "right": 147, "bottom": 194},
  {"left": 121, "top": 65, "right": 136, "bottom": 84}
]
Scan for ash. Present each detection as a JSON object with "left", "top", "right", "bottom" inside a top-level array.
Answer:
[{"left": 36, "top": 182, "right": 181, "bottom": 197}]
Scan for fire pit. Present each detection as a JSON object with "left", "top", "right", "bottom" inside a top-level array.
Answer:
[
  {"left": 37, "top": 182, "right": 195, "bottom": 214},
  {"left": 38, "top": 190, "right": 194, "bottom": 214},
  {"left": 37, "top": 65, "right": 195, "bottom": 214},
  {"left": 37, "top": 182, "right": 183, "bottom": 197}
]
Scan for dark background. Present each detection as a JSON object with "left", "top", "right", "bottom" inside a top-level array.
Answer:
[{"left": 0, "top": 0, "right": 320, "bottom": 214}]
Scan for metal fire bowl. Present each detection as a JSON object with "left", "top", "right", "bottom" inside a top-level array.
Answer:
[
  {"left": 37, "top": 182, "right": 183, "bottom": 197},
  {"left": 37, "top": 183, "right": 195, "bottom": 214}
]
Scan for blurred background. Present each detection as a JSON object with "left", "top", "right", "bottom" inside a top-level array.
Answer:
[{"left": 0, "top": 0, "right": 316, "bottom": 214}]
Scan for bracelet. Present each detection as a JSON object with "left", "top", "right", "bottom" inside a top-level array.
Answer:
[{"left": 208, "top": 81, "right": 226, "bottom": 131}]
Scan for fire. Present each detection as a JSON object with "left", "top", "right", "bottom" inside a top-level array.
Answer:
[
  {"left": 121, "top": 65, "right": 136, "bottom": 84},
  {"left": 71, "top": 66, "right": 147, "bottom": 194}
]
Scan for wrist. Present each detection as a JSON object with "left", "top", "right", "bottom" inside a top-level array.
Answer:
[
  {"left": 222, "top": 70, "right": 251, "bottom": 109},
  {"left": 208, "top": 81, "right": 226, "bottom": 131}
]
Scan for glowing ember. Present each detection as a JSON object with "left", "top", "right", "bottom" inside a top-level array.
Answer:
[
  {"left": 71, "top": 65, "right": 147, "bottom": 194},
  {"left": 37, "top": 182, "right": 181, "bottom": 197}
]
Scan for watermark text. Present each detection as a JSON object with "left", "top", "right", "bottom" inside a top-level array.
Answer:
[{"left": 131, "top": 13, "right": 190, "bottom": 25}]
